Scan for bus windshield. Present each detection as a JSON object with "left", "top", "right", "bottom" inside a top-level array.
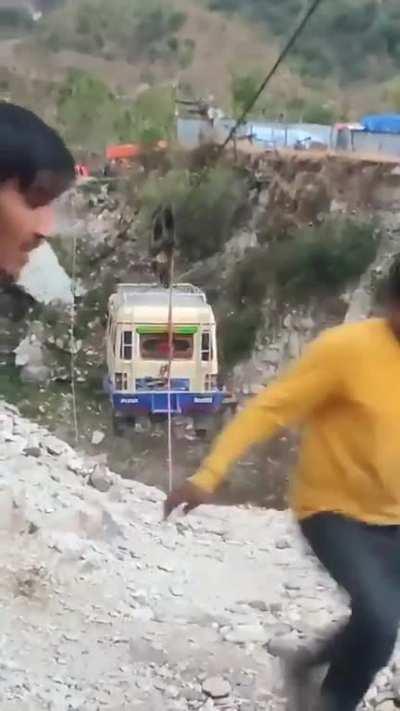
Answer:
[{"left": 140, "top": 333, "right": 193, "bottom": 360}]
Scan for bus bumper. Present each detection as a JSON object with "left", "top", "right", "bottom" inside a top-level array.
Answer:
[{"left": 111, "top": 391, "right": 226, "bottom": 416}]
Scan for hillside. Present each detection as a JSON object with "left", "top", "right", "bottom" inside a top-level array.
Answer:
[
  {"left": 205, "top": 0, "right": 400, "bottom": 86},
  {"left": 0, "top": 401, "right": 399, "bottom": 710},
  {"left": 0, "top": 0, "right": 398, "bottom": 138},
  {"left": 0, "top": 0, "right": 303, "bottom": 108}
]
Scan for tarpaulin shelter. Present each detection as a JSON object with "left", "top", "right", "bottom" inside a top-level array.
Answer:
[{"left": 361, "top": 114, "right": 400, "bottom": 134}]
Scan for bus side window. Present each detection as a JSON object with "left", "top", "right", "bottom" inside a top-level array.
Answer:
[
  {"left": 110, "top": 323, "right": 116, "bottom": 355},
  {"left": 201, "top": 332, "right": 211, "bottom": 361},
  {"left": 120, "top": 330, "right": 133, "bottom": 360}
]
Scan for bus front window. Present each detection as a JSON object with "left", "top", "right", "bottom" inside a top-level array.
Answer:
[{"left": 140, "top": 333, "right": 193, "bottom": 360}]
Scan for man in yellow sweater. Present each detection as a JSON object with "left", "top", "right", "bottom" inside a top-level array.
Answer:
[{"left": 165, "top": 257, "right": 400, "bottom": 711}]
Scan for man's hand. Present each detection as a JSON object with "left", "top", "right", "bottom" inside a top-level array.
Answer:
[{"left": 164, "top": 480, "right": 213, "bottom": 519}]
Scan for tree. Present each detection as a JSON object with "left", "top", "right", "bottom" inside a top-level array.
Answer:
[
  {"left": 230, "top": 71, "right": 263, "bottom": 118},
  {"left": 115, "top": 87, "right": 175, "bottom": 145},
  {"left": 57, "top": 69, "right": 121, "bottom": 150}
]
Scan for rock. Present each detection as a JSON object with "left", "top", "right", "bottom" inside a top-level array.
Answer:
[
  {"left": 246, "top": 600, "right": 269, "bottom": 612},
  {"left": 222, "top": 624, "right": 269, "bottom": 645},
  {"left": 262, "top": 348, "right": 281, "bottom": 366},
  {"left": 89, "top": 464, "right": 114, "bottom": 492},
  {"left": 0, "top": 398, "right": 398, "bottom": 708},
  {"left": 130, "top": 607, "right": 155, "bottom": 622},
  {"left": 15, "top": 335, "right": 43, "bottom": 368},
  {"left": 91, "top": 430, "right": 105, "bottom": 446},
  {"left": 20, "top": 364, "right": 50, "bottom": 383},
  {"left": 18, "top": 242, "right": 73, "bottom": 305},
  {"left": 46, "top": 438, "right": 66, "bottom": 456},
  {"left": 202, "top": 677, "right": 231, "bottom": 699},
  {"left": 23, "top": 446, "right": 41, "bottom": 458}
]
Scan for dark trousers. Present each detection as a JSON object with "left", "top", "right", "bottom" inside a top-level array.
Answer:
[{"left": 301, "top": 513, "right": 400, "bottom": 711}]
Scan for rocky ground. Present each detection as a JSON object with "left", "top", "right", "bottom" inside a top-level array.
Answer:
[{"left": 0, "top": 401, "right": 399, "bottom": 711}]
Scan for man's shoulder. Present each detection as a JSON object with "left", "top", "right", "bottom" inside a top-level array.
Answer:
[{"left": 315, "top": 318, "right": 383, "bottom": 352}]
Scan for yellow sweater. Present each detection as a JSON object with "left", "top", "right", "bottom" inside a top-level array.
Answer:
[{"left": 191, "top": 319, "right": 400, "bottom": 524}]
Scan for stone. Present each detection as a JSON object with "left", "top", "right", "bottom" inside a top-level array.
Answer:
[
  {"left": 89, "top": 464, "right": 113, "bottom": 492},
  {"left": 23, "top": 446, "right": 41, "bottom": 458},
  {"left": 15, "top": 336, "right": 43, "bottom": 367},
  {"left": 91, "top": 430, "right": 105, "bottom": 446},
  {"left": 222, "top": 624, "right": 269, "bottom": 645},
  {"left": 262, "top": 348, "right": 281, "bottom": 366},
  {"left": 21, "top": 364, "right": 51, "bottom": 384},
  {"left": 202, "top": 677, "right": 231, "bottom": 699},
  {"left": 130, "top": 607, "right": 155, "bottom": 622},
  {"left": 0, "top": 397, "right": 398, "bottom": 708}
]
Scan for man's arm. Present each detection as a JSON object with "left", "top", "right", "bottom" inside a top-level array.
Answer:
[
  {"left": 190, "top": 330, "right": 342, "bottom": 492},
  {"left": 164, "top": 330, "right": 343, "bottom": 516}
]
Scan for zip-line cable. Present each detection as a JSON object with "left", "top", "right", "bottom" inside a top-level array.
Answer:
[
  {"left": 217, "top": 0, "right": 324, "bottom": 157},
  {"left": 158, "top": 0, "right": 325, "bottom": 488},
  {"left": 68, "top": 0, "right": 325, "bottom": 483}
]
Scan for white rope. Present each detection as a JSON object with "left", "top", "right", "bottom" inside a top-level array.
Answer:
[
  {"left": 70, "top": 231, "right": 79, "bottom": 445},
  {"left": 166, "top": 254, "right": 175, "bottom": 493}
]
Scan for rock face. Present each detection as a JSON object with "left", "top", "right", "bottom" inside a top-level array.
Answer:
[
  {"left": 0, "top": 400, "right": 397, "bottom": 710},
  {"left": 18, "top": 242, "right": 73, "bottom": 306}
]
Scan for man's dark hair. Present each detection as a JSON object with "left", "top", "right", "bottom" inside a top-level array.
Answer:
[
  {"left": 387, "top": 254, "right": 400, "bottom": 302},
  {"left": 0, "top": 102, "right": 75, "bottom": 200}
]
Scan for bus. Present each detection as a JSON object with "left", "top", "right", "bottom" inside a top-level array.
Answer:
[{"left": 104, "top": 283, "right": 235, "bottom": 436}]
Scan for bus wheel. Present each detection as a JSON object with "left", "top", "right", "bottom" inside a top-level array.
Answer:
[
  {"left": 113, "top": 414, "right": 135, "bottom": 437},
  {"left": 193, "top": 414, "right": 217, "bottom": 440}
]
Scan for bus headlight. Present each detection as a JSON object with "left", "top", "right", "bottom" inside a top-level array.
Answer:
[
  {"left": 115, "top": 372, "right": 128, "bottom": 390},
  {"left": 205, "top": 374, "right": 218, "bottom": 391}
]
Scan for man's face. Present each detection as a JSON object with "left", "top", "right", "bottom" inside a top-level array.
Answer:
[{"left": 0, "top": 180, "right": 55, "bottom": 279}]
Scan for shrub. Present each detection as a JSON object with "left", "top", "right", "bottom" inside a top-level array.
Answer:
[
  {"left": 230, "top": 70, "right": 263, "bottom": 118},
  {"left": 227, "top": 217, "right": 379, "bottom": 311},
  {"left": 42, "top": 0, "right": 189, "bottom": 65},
  {"left": 301, "top": 102, "right": 336, "bottom": 125},
  {"left": 57, "top": 69, "right": 120, "bottom": 150},
  {"left": 228, "top": 247, "right": 270, "bottom": 308},
  {"left": 273, "top": 218, "right": 379, "bottom": 302},
  {"left": 140, "top": 166, "right": 249, "bottom": 261},
  {"left": 0, "top": 9, "right": 33, "bottom": 30},
  {"left": 219, "top": 307, "right": 261, "bottom": 368}
]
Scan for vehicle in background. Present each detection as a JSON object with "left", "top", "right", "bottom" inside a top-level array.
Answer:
[
  {"left": 75, "top": 163, "right": 90, "bottom": 179},
  {"left": 333, "top": 116, "right": 400, "bottom": 158},
  {"left": 104, "top": 142, "right": 168, "bottom": 176},
  {"left": 104, "top": 283, "right": 236, "bottom": 437}
]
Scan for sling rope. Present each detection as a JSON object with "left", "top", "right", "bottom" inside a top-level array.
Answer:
[
  {"left": 166, "top": 253, "right": 175, "bottom": 493},
  {"left": 67, "top": 0, "right": 325, "bottom": 483},
  {"left": 70, "top": 230, "right": 79, "bottom": 445}
]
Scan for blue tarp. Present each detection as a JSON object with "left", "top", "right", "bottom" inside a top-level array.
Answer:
[{"left": 361, "top": 114, "right": 400, "bottom": 134}]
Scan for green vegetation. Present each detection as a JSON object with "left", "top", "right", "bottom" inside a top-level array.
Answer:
[
  {"left": 220, "top": 217, "right": 379, "bottom": 367},
  {"left": 230, "top": 71, "right": 264, "bottom": 118},
  {"left": 230, "top": 218, "right": 379, "bottom": 307},
  {"left": 140, "top": 166, "right": 249, "bottom": 261},
  {"left": 208, "top": 0, "right": 400, "bottom": 85},
  {"left": 273, "top": 219, "right": 379, "bottom": 301},
  {"left": 40, "top": 0, "right": 190, "bottom": 65},
  {"left": 219, "top": 307, "right": 261, "bottom": 368},
  {"left": 56, "top": 70, "right": 175, "bottom": 150},
  {"left": 0, "top": 8, "right": 33, "bottom": 31}
]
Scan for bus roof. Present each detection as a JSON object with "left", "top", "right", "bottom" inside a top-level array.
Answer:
[{"left": 109, "top": 283, "right": 215, "bottom": 325}]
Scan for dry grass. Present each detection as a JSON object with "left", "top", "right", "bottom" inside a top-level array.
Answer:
[
  {"left": 0, "top": 0, "right": 311, "bottom": 108},
  {"left": 0, "top": 0, "right": 392, "bottom": 121}
]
